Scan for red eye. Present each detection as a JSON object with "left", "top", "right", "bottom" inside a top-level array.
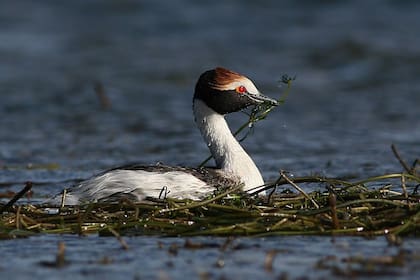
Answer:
[{"left": 236, "top": 86, "right": 247, "bottom": 94}]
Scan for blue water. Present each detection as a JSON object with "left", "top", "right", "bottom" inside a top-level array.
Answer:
[
  {"left": 0, "top": 235, "right": 419, "bottom": 280},
  {"left": 1, "top": 0, "right": 419, "bottom": 279}
]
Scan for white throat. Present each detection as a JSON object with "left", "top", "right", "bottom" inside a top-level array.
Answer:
[{"left": 193, "top": 99, "right": 264, "bottom": 190}]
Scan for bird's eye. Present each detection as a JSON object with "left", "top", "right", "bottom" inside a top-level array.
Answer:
[{"left": 235, "top": 86, "right": 247, "bottom": 94}]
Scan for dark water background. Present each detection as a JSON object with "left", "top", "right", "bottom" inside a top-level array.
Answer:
[{"left": 0, "top": 0, "right": 419, "bottom": 279}]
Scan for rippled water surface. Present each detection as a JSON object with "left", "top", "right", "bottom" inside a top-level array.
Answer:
[
  {"left": 1, "top": 0, "right": 419, "bottom": 279},
  {"left": 1, "top": 235, "right": 419, "bottom": 280}
]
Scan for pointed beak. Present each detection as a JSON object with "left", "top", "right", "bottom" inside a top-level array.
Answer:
[{"left": 247, "top": 92, "right": 278, "bottom": 106}]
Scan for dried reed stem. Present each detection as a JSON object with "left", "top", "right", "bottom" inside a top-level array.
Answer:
[
  {"left": 0, "top": 182, "right": 32, "bottom": 214},
  {"left": 280, "top": 171, "right": 320, "bottom": 209}
]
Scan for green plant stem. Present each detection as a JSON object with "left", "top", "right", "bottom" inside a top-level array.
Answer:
[{"left": 158, "top": 184, "right": 245, "bottom": 214}]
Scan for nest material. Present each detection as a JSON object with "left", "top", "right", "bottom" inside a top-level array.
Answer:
[{"left": 1, "top": 172, "right": 419, "bottom": 239}]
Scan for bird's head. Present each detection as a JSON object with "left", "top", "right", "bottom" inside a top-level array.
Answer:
[{"left": 194, "top": 67, "right": 278, "bottom": 114}]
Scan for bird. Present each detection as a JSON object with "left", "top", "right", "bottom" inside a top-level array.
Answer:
[{"left": 47, "top": 67, "right": 278, "bottom": 205}]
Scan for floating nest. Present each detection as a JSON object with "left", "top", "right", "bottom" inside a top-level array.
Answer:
[{"left": 1, "top": 166, "right": 419, "bottom": 239}]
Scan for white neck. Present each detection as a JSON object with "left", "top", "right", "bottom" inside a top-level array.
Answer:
[{"left": 193, "top": 99, "right": 264, "bottom": 190}]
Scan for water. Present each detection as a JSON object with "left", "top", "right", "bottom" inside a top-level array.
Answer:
[
  {"left": 0, "top": 235, "right": 419, "bottom": 280},
  {"left": 0, "top": 0, "right": 419, "bottom": 279}
]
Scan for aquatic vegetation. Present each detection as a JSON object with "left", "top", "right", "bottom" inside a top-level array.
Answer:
[{"left": 0, "top": 166, "right": 418, "bottom": 239}]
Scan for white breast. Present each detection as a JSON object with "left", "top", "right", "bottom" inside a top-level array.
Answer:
[{"left": 54, "top": 170, "right": 216, "bottom": 205}]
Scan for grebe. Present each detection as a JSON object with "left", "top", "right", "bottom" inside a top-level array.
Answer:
[{"left": 48, "top": 67, "right": 278, "bottom": 205}]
